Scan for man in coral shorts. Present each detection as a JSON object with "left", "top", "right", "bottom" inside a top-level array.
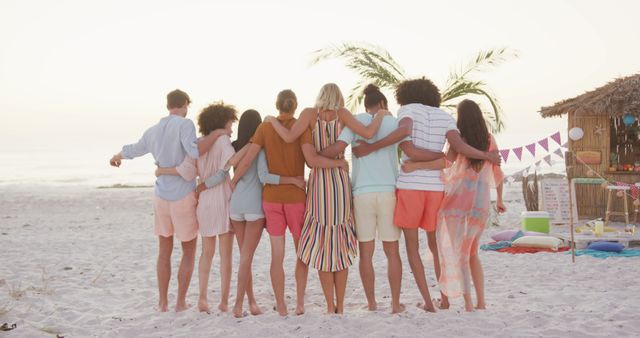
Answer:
[
  {"left": 109, "top": 89, "right": 227, "bottom": 312},
  {"left": 354, "top": 78, "right": 500, "bottom": 312}
]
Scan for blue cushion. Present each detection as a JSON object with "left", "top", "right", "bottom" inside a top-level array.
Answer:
[{"left": 586, "top": 242, "right": 625, "bottom": 253}]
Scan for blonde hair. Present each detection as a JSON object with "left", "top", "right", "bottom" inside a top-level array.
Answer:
[{"left": 314, "top": 83, "right": 345, "bottom": 111}]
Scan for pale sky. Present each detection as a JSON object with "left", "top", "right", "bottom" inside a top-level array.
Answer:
[{"left": 1, "top": 0, "right": 639, "bottom": 157}]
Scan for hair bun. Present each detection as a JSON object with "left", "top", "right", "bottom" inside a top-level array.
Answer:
[{"left": 363, "top": 84, "right": 380, "bottom": 95}]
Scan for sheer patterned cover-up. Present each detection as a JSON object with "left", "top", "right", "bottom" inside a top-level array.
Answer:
[
  {"left": 297, "top": 115, "right": 358, "bottom": 272},
  {"left": 437, "top": 135, "right": 503, "bottom": 297}
]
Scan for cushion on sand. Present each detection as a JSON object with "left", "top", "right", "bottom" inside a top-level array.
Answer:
[
  {"left": 491, "top": 230, "right": 547, "bottom": 242},
  {"left": 586, "top": 242, "right": 624, "bottom": 253},
  {"left": 512, "top": 236, "right": 562, "bottom": 250}
]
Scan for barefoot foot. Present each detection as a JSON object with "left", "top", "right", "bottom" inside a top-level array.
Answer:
[
  {"left": 417, "top": 301, "right": 436, "bottom": 313},
  {"left": 158, "top": 301, "right": 169, "bottom": 312},
  {"left": 367, "top": 302, "right": 378, "bottom": 311},
  {"left": 475, "top": 303, "right": 486, "bottom": 310},
  {"left": 249, "top": 303, "right": 263, "bottom": 316},
  {"left": 433, "top": 298, "right": 450, "bottom": 310},
  {"left": 175, "top": 302, "right": 192, "bottom": 313},
  {"left": 218, "top": 303, "right": 229, "bottom": 312},
  {"left": 275, "top": 304, "right": 288, "bottom": 316},
  {"left": 391, "top": 303, "right": 406, "bottom": 314},
  {"left": 294, "top": 304, "right": 305, "bottom": 316},
  {"left": 197, "top": 299, "right": 210, "bottom": 313},
  {"left": 233, "top": 305, "right": 247, "bottom": 318}
]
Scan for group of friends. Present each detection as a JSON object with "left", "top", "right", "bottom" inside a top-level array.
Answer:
[{"left": 109, "top": 78, "right": 505, "bottom": 317}]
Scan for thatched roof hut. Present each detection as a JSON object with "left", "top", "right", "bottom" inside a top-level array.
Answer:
[
  {"left": 539, "top": 73, "right": 640, "bottom": 220},
  {"left": 540, "top": 73, "right": 640, "bottom": 118}
]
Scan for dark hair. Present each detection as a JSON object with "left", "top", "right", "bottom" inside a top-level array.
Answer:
[
  {"left": 232, "top": 109, "right": 262, "bottom": 152},
  {"left": 166, "top": 89, "right": 191, "bottom": 109},
  {"left": 363, "top": 84, "right": 387, "bottom": 109},
  {"left": 276, "top": 89, "right": 297, "bottom": 114},
  {"left": 457, "top": 99, "right": 489, "bottom": 169},
  {"left": 197, "top": 102, "right": 238, "bottom": 136},
  {"left": 395, "top": 78, "right": 441, "bottom": 107}
]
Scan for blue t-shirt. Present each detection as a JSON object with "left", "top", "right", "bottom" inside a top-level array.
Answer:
[{"left": 338, "top": 113, "right": 401, "bottom": 196}]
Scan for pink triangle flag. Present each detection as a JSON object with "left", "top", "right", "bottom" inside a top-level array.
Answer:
[
  {"left": 543, "top": 154, "right": 552, "bottom": 166},
  {"left": 550, "top": 132, "right": 561, "bottom": 145},
  {"left": 554, "top": 148, "right": 564, "bottom": 159},
  {"left": 499, "top": 149, "right": 510, "bottom": 163},
  {"left": 561, "top": 142, "right": 568, "bottom": 148},
  {"left": 512, "top": 147, "right": 523, "bottom": 161},
  {"left": 525, "top": 143, "right": 536, "bottom": 157},
  {"left": 535, "top": 160, "right": 542, "bottom": 169},
  {"left": 538, "top": 138, "right": 549, "bottom": 152}
]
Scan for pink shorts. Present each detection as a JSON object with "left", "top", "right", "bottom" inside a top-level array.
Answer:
[
  {"left": 262, "top": 202, "right": 305, "bottom": 239},
  {"left": 394, "top": 189, "right": 444, "bottom": 232},
  {"left": 154, "top": 192, "right": 199, "bottom": 242}
]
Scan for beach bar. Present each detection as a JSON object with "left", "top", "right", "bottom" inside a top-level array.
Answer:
[{"left": 540, "top": 74, "right": 640, "bottom": 220}]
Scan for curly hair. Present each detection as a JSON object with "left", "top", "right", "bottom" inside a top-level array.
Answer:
[
  {"left": 197, "top": 102, "right": 238, "bottom": 136},
  {"left": 395, "top": 78, "right": 441, "bottom": 107}
]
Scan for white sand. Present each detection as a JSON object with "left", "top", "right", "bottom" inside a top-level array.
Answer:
[{"left": 1, "top": 184, "right": 638, "bottom": 337}]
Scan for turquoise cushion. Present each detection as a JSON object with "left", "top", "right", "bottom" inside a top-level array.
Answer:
[{"left": 586, "top": 242, "right": 624, "bottom": 253}]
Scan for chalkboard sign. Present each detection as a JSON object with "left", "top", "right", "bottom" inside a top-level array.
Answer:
[{"left": 539, "top": 178, "right": 578, "bottom": 224}]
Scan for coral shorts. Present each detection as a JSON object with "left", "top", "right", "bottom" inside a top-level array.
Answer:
[
  {"left": 393, "top": 189, "right": 444, "bottom": 232},
  {"left": 153, "top": 192, "right": 199, "bottom": 242},
  {"left": 262, "top": 202, "right": 305, "bottom": 239}
]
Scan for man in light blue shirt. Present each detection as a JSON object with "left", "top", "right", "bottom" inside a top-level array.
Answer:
[
  {"left": 109, "top": 89, "right": 226, "bottom": 312},
  {"left": 319, "top": 84, "right": 443, "bottom": 314}
]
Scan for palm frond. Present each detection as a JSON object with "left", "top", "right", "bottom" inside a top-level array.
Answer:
[
  {"left": 447, "top": 47, "right": 518, "bottom": 84},
  {"left": 311, "top": 42, "right": 406, "bottom": 90}
]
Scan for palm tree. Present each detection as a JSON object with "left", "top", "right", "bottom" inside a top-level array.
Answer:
[{"left": 310, "top": 42, "right": 517, "bottom": 132}]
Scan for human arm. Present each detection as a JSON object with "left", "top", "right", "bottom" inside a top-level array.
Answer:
[
  {"left": 231, "top": 143, "right": 262, "bottom": 188},
  {"left": 265, "top": 108, "right": 315, "bottom": 143},
  {"left": 352, "top": 118, "right": 443, "bottom": 160},
  {"left": 446, "top": 130, "right": 500, "bottom": 165},
  {"left": 302, "top": 144, "right": 348, "bottom": 171},
  {"left": 337, "top": 107, "right": 387, "bottom": 139},
  {"left": 319, "top": 141, "right": 348, "bottom": 159},
  {"left": 401, "top": 158, "right": 447, "bottom": 172},
  {"left": 112, "top": 132, "right": 150, "bottom": 166}
]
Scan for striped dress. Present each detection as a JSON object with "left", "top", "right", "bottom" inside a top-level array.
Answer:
[{"left": 297, "top": 115, "right": 358, "bottom": 272}]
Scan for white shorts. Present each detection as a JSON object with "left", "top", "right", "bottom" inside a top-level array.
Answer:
[
  {"left": 353, "top": 191, "right": 401, "bottom": 242},
  {"left": 230, "top": 213, "right": 265, "bottom": 222}
]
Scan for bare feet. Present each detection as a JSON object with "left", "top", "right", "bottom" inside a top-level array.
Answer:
[
  {"left": 326, "top": 303, "right": 336, "bottom": 315},
  {"left": 475, "top": 303, "right": 486, "bottom": 310},
  {"left": 274, "top": 303, "right": 288, "bottom": 316},
  {"left": 465, "top": 303, "right": 475, "bottom": 312},
  {"left": 232, "top": 306, "right": 248, "bottom": 318},
  {"left": 433, "top": 298, "right": 450, "bottom": 310},
  {"left": 197, "top": 299, "right": 210, "bottom": 313},
  {"left": 366, "top": 301, "right": 378, "bottom": 311},
  {"left": 417, "top": 301, "right": 436, "bottom": 313},
  {"left": 218, "top": 303, "right": 229, "bottom": 312},
  {"left": 158, "top": 301, "right": 169, "bottom": 312},
  {"left": 294, "top": 304, "right": 305, "bottom": 316},
  {"left": 391, "top": 303, "right": 406, "bottom": 314},
  {"left": 175, "top": 302, "right": 192, "bottom": 313},
  {"left": 249, "top": 303, "right": 263, "bottom": 316}
]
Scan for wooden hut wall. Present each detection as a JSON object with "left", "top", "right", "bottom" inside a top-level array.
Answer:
[
  {"left": 568, "top": 114, "right": 609, "bottom": 219},
  {"left": 568, "top": 113, "right": 636, "bottom": 220}
]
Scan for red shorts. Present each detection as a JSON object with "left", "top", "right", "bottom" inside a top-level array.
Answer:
[
  {"left": 262, "top": 202, "right": 305, "bottom": 239},
  {"left": 393, "top": 189, "right": 444, "bottom": 232}
]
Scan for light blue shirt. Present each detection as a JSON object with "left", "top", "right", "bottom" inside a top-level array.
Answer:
[
  {"left": 121, "top": 114, "right": 199, "bottom": 201},
  {"left": 338, "top": 113, "right": 401, "bottom": 196}
]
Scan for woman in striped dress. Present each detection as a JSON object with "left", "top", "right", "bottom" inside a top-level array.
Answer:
[{"left": 266, "top": 83, "right": 388, "bottom": 314}]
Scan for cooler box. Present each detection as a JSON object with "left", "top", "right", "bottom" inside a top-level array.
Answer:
[{"left": 521, "top": 211, "right": 550, "bottom": 234}]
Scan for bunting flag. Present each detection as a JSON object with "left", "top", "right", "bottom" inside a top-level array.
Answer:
[
  {"left": 535, "top": 160, "right": 542, "bottom": 169},
  {"left": 550, "top": 132, "right": 562, "bottom": 145},
  {"left": 561, "top": 142, "right": 568, "bottom": 148},
  {"left": 543, "top": 154, "right": 553, "bottom": 166},
  {"left": 499, "top": 149, "right": 510, "bottom": 162},
  {"left": 554, "top": 148, "right": 565, "bottom": 159},
  {"left": 525, "top": 143, "right": 536, "bottom": 157},
  {"left": 538, "top": 138, "right": 549, "bottom": 151},
  {"left": 513, "top": 146, "right": 523, "bottom": 161}
]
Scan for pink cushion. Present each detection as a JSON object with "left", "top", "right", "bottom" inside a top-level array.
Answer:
[{"left": 491, "top": 229, "right": 547, "bottom": 242}]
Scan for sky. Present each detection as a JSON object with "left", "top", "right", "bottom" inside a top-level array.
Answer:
[{"left": 1, "top": 0, "right": 639, "bottom": 175}]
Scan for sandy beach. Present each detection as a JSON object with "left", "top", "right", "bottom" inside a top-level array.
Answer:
[{"left": 0, "top": 184, "right": 637, "bottom": 337}]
